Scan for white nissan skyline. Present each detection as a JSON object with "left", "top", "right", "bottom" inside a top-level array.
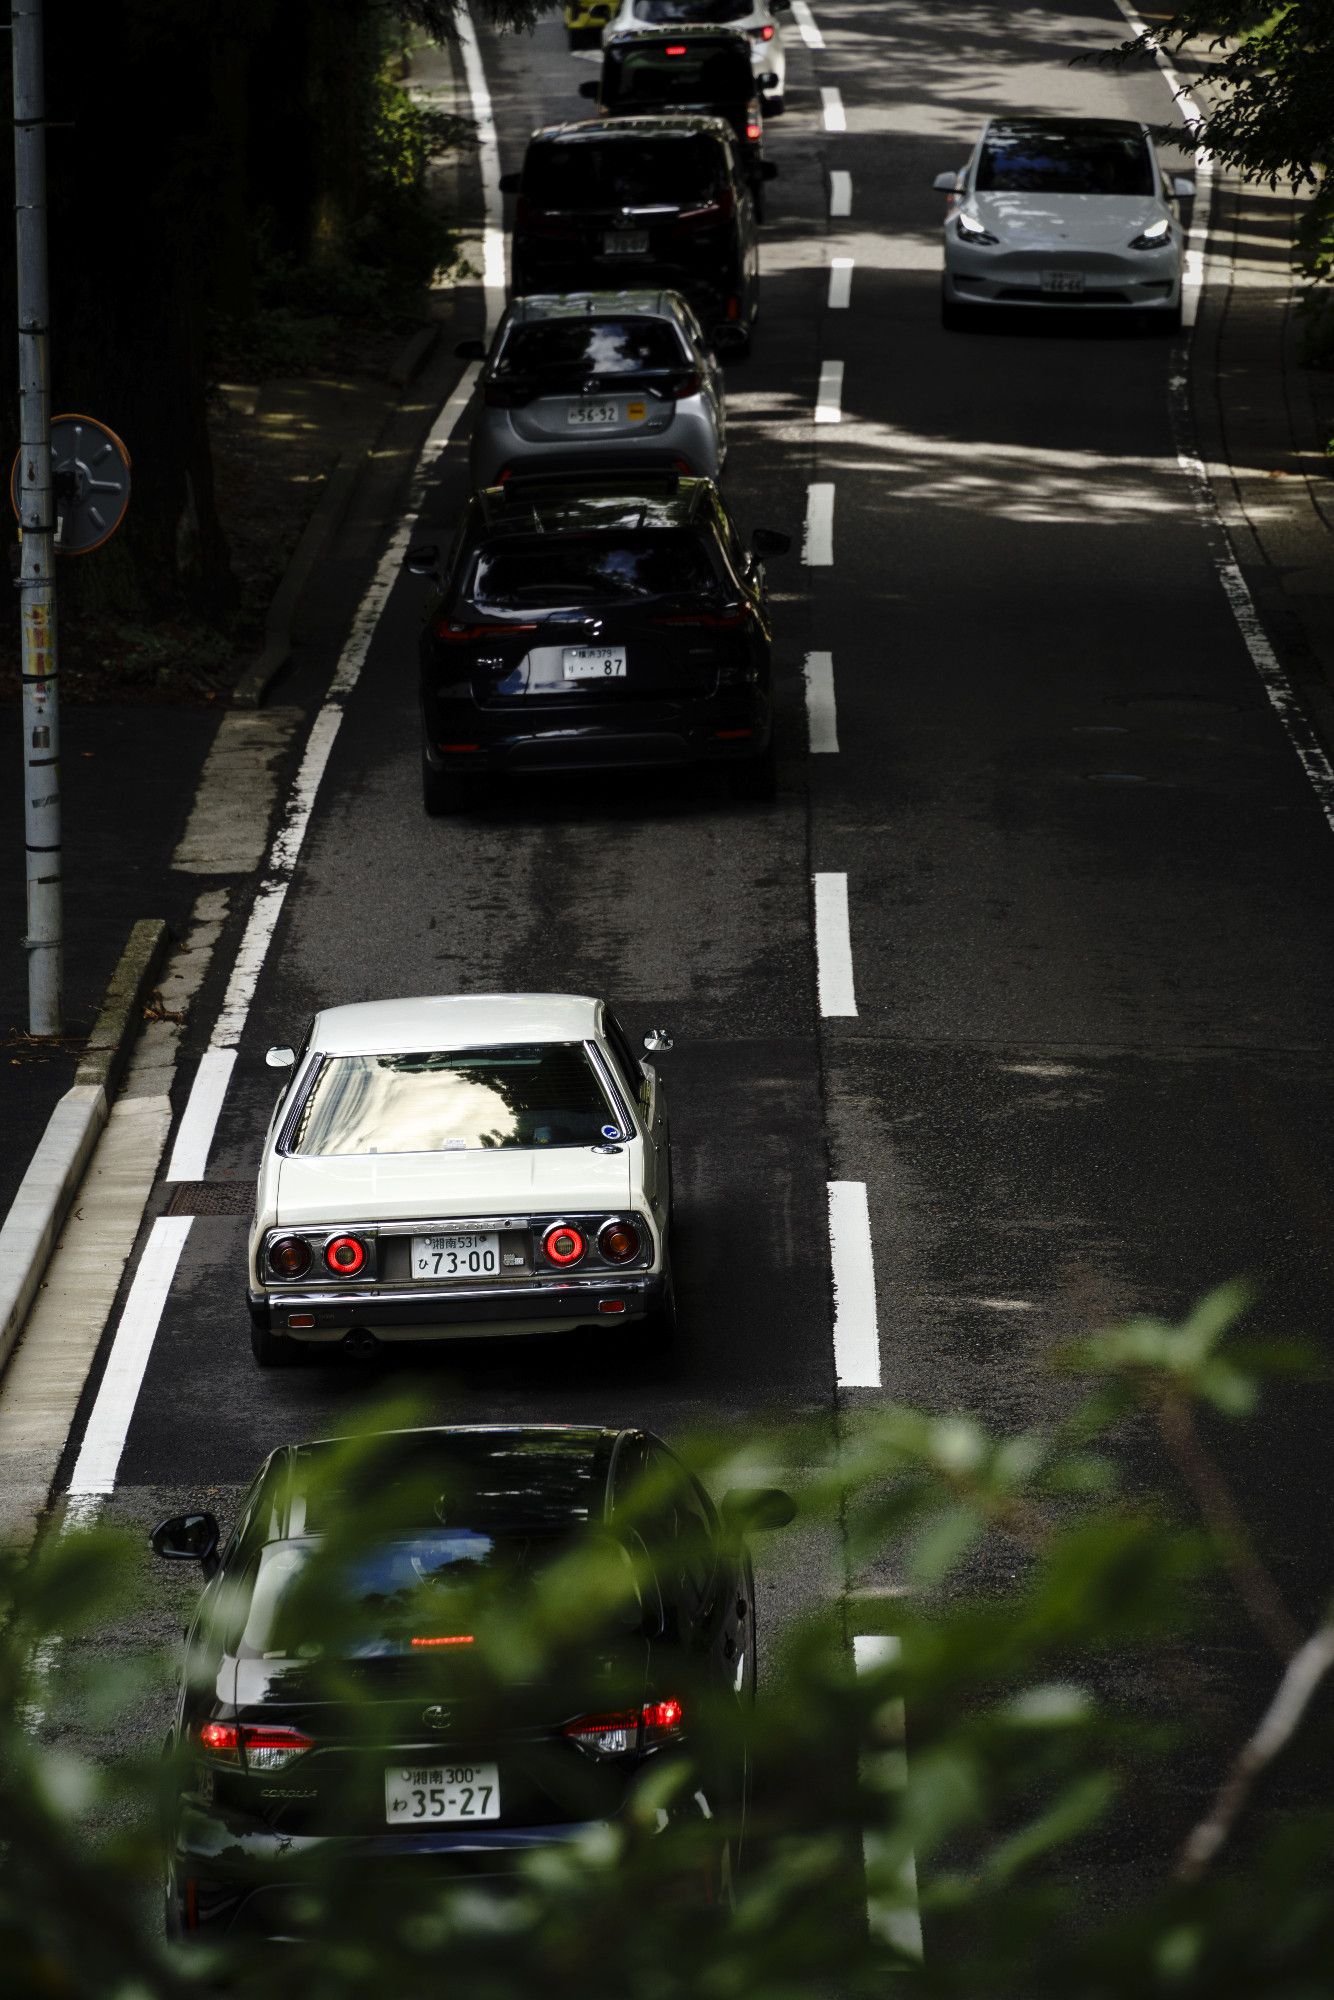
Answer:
[
  {"left": 246, "top": 994, "right": 674, "bottom": 1366},
  {"left": 935, "top": 116, "right": 1194, "bottom": 331}
]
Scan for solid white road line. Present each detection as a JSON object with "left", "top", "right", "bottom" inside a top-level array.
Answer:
[
  {"left": 821, "top": 87, "right": 846, "bottom": 133},
  {"left": 164, "top": 1048, "right": 236, "bottom": 1182},
  {"left": 1112, "top": 0, "right": 1212, "bottom": 329},
  {"left": 827, "top": 1181, "right": 879, "bottom": 1385},
  {"left": 829, "top": 171, "right": 852, "bottom": 218},
  {"left": 66, "top": 1217, "right": 192, "bottom": 1497},
  {"left": 828, "top": 256, "right": 854, "bottom": 309},
  {"left": 454, "top": 0, "right": 507, "bottom": 334},
  {"left": 790, "top": 0, "right": 825, "bottom": 50},
  {"left": 804, "top": 482, "right": 835, "bottom": 566},
  {"left": 815, "top": 359, "right": 845, "bottom": 425},
  {"left": 853, "top": 1634, "right": 924, "bottom": 1960},
  {"left": 813, "top": 872, "right": 857, "bottom": 1017},
  {"left": 803, "top": 651, "right": 839, "bottom": 754}
]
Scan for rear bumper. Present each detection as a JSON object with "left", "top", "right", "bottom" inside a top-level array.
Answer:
[
  {"left": 248, "top": 1270, "right": 665, "bottom": 1342},
  {"left": 422, "top": 694, "right": 771, "bottom": 780}
]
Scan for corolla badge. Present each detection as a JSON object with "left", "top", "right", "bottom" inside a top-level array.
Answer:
[{"left": 423, "top": 1704, "right": 453, "bottom": 1731}]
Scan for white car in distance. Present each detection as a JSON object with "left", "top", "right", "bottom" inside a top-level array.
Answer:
[
  {"left": 935, "top": 116, "right": 1194, "bottom": 332},
  {"left": 604, "top": 0, "right": 789, "bottom": 114},
  {"left": 247, "top": 994, "right": 675, "bottom": 1366}
]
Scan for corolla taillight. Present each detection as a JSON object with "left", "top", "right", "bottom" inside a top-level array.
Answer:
[
  {"left": 410, "top": 1634, "right": 475, "bottom": 1648},
  {"left": 268, "top": 1235, "right": 311, "bottom": 1279},
  {"left": 564, "top": 1699, "right": 684, "bottom": 1758},
  {"left": 670, "top": 370, "right": 701, "bottom": 399},
  {"left": 543, "top": 1224, "right": 587, "bottom": 1268},
  {"left": 197, "top": 1722, "right": 314, "bottom": 1771},
  {"left": 324, "top": 1235, "right": 368, "bottom": 1277},
  {"left": 597, "top": 1219, "right": 641, "bottom": 1264}
]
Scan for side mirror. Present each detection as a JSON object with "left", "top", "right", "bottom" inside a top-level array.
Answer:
[
  {"left": 498, "top": 170, "right": 522, "bottom": 195},
  {"left": 265, "top": 1046, "right": 295, "bottom": 1070},
  {"left": 761, "top": 160, "right": 779, "bottom": 180},
  {"left": 151, "top": 1512, "right": 221, "bottom": 1575},
  {"left": 579, "top": 79, "right": 600, "bottom": 100},
  {"left": 642, "top": 1028, "right": 674, "bottom": 1053},
  {"left": 404, "top": 543, "right": 440, "bottom": 577},
  {"left": 1171, "top": 174, "right": 1196, "bottom": 198},
  {"left": 932, "top": 170, "right": 963, "bottom": 193},
  {"left": 751, "top": 527, "right": 791, "bottom": 557},
  {"left": 759, "top": 72, "right": 780, "bottom": 89},
  {"left": 454, "top": 337, "right": 487, "bottom": 361},
  {"left": 720, "top": 1487, "right": 796, "bottom": 1534}
]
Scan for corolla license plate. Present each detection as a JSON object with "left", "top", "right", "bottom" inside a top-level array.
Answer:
[
  {"left": 564, "top": 645, "right": 627, "bottom": 679},
  {"left": 603, "top": 230, "right": 648, "bottom": 255},
  {"left": 385, "top": 1763, "right": 501, "bottom": 1825},
  {"left": 412, "top": 1231, "right": 500, "bottom": 1279},
  {"left": 568, "top": 402, "right": 618, "bottom": 425},
  {"left": 1040, "top": 270, "right": 1085, "bottom": 294}
]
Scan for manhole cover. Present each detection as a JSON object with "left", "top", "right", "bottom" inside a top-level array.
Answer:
[{"left": 164, "top": 1182, "right": 253, "bottom": 1216}]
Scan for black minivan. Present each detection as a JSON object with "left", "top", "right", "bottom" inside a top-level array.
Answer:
[
  {"left": 503, "top": 116, "right": 763, "bottom": 354},
  {"left": 581, "top": 30, "right": 778, "bottom": 217}
]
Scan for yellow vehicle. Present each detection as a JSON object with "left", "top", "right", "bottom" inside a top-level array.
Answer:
[{"left": 564, "top": 0, "right": 616, "bottom": 47}]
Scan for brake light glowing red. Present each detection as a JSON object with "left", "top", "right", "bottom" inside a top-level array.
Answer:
[
  {"left": 644, "top": 1698, "right": 684, "bottom": 1733},
  {"left": 411, "top": 1635, "right": 475, "bottom": 1647},
  {"left": 759, "top": 22, "right": 775, "bottom": 38},
  {"left": 665, "top": 42, "right": 687, "bottom": 53},
  {"left": 324, "top": 1235, "right": 367, "bottom": 1277},
  {"left": 197, "top": 1722, "right": 314, "bottom": 1771},
  {"left": 564, "top": 1699, "right": 685, "bottom": 1758},
  {"left": 747, "top": 121, "right": 761, "bottom": 142},
  {"left": 198, "top": 1721, "right": 240, "bottom": 1761},
  {"left": 543, "top": 1224, "right": 587, "bottom": 1267}
]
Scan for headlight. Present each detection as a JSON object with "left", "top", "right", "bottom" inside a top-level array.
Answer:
[
  {"left": 955, "top": 210, "right": 999, "bottom": 246},
  {"left": 1129, "top": 216, "right": 1171, "bottom": 250}
]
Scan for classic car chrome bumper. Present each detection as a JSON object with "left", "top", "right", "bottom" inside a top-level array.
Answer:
[{"left": 247, "top": 1271, "right": 666, "bottom": 1341}]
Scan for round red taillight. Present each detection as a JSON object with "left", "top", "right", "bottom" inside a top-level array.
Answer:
[
  {"left": 597, "top": 1219, "right": 640, "bottom": 1265},
  {"left": 543, "top": 1224, "right": 586, "bottom": 1268},
  {"left": 269, "top": 1235, "right": 311, "bottom": 1280},
  {"left": 324, "top": 1235, "right": 367, "bottom": 1277}
]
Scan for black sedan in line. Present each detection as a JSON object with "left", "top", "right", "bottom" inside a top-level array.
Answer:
[
  {"left": 407, "top": 471, "right": 789, "bottom": 812},
  {"left": 153, "top": 1423, "right": 794, "bottom": 1939}
]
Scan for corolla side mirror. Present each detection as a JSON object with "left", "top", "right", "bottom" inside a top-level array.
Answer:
[
  {"left": 404, "top": 543, "right": 440, "bottom": 577},
  {"left": 265, "top": 1046, "right": 295, "bottom": 1070},
  {"left": 498, "top": 170, "right": 522, "bottom": 195},
  {"left": 579, "top": 79, "right": 600, "bottom": 100},
  {"left": 932, "top": 170, "right": 964, "bottom": 193},
  {"left": 455, "top": 337, "right": 487, "bottom": 361},
  {"left": 643, "top": 1028, "right": 674, "bottom": 1053},
  {"left": 151, "top": 1512, "right": 221, "bottom": 1577},
  {"left": 761, "top": 160, "right": 779, "bottom": 180},
  {"left": 720, "top": 1487, "right": 797, "bottom": 1534},
  {"left": 752, "top": 527, "right": 791, "bottom": 557},
  {"left": 1171, "top": 174, "right": 1196, "bottom": 198}
]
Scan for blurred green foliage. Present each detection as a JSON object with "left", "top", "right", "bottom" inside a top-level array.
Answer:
[{"left": 3, "top": 1291, "right": 1333, "bottom": 1994}]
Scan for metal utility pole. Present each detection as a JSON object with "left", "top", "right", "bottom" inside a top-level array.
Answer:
[{"left": 11, "top": 0, "right": 60, "bottom": 1035}]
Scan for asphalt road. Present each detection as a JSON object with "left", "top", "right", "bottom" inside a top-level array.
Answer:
[{"left": 46, "top": 0, "right": 1334, "bottom": 1935}]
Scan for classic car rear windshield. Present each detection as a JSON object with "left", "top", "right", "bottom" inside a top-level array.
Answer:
[
  {"left": 290, "top": 1044, "right": 621, "bottom": 1156},
  {"left": 976, "top": 127, "right": 1153, "bottom": 196},
  {"left": 636, "top": 0, "right": 752, "bottom": 19},
  {"left": 524, "top": 136, "right": 719, "bottom": 209},
  {"left": 468, "top": 533, "right": 718, "bottom": 612},
  {"left": 607, "top": 47, "right": 753, "bottom": 108},
  {"left": 495, "top": 317, "right": 687, "bottom": 380}
]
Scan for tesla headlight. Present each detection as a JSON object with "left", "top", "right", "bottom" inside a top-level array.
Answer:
[
  {"left": 1129, "top": 216, "right": 1171, "bottom": 249},
  {"left": 955, "top": 210, "right": 999, "bottom": 246}
]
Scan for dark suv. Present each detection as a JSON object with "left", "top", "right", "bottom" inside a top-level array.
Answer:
[
  {"left": 408, "top": 471, "right": 789, "bottom": 811},
  {"left": 502, "top": 117, "right": 762, "bottom": 353}
]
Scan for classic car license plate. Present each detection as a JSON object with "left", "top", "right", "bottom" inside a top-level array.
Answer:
[
  {"left": 603, "top": 229, "right": 648, "bottom": 255},
  {"left": 385, "top": 1763, "right": 501, "bottom": 1825},
  {"left": 412, "top": 1231, "right": 500, "bottom": 1279},
  {"left": 563, "top": 645, "right": 627, "bottom": 679},
  {"left": 1040, "top": 270, "right": 1085, "bottom": 294},
  {"left": 568, "top": 402, "right": 619, "bottom": 426}
]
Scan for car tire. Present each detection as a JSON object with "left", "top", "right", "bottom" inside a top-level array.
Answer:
[
  {"left": 765, "top": 92, "right": 785, "bottom": 117},
  {"left": 250, "top": 1319, "right": 302, "bottom": 1368},
  {"left": 646, "top": 1262, "right": 678, "bottom": 1344},
  {"left": 422, "top": 743, "right": 475, "bottom": 817},
  {"left": 728, "top": 739, "right": 777, "bottom": 803}
]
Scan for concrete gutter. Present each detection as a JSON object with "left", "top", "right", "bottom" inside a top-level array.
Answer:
[{"left": 0, "top": 918, "right": 169, "bottom": 1373}]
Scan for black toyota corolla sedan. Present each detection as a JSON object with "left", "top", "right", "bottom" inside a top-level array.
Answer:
[
  {"left": 408, "top": 471, "right": 789, "bottom": 813},
  {"left": 153, "top": 1424, "right": 793, "bottom": 1939}
]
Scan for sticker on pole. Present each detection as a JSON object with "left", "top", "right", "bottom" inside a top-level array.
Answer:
[{"left": 10, "top": 413, "right": 131, "bottom": 555}]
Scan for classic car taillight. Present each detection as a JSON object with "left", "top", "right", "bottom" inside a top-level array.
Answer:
[
  {"left": 197, "top": 1722, "right": 314, "bottom": 1772},
  {"left": 324, "top": 1234, "right": 367, "bottom": 1276},
  {"left": 542, "top": 1224, "right": 586, "bottom": 1268},
  {"left": 597, "top": 1219, "right": 640, "bottom": 1264},
  {"left": 268, "top": 1235, "right": 311, "bottom": 1279}
]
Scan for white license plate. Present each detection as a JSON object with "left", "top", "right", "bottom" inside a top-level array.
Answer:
[
  {"left": 603, "top": 230, "right": 648, "bottom": 255},
  {"left": 1040, "top": 270, "right": 1086, "bottom": 294},
  {"left": 385, "top": 1762, "right": 501, "bottom": 1825},
  {"left": 568, "top": 402, "right": 619, "bottom": 426},
  {"left": 564, "top": 645, "right": 627, "bottom": 679},
  {"left": 411, "top": 1231, "right": 500, "bottom": 1280}
]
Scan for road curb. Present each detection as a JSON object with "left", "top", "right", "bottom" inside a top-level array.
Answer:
[{"left": 0, "top": 918, "right": 169, "bottom": 1374}]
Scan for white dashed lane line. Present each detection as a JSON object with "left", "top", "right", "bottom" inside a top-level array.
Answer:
[
  {"left": 790, "top": 0, "right": 825, "bottom": 50},
  {"left": 814, "top": 359, "right": 844, "bottom": 425},
  {"left": 829, "top": 170, "right": 852, "bottom": 217},
  {"left": 803, "top": 651, "right": 839, "bottom": 753},
  {"left": 813, "top": 873, "right": 857, "bottom": 1018},
  {"left": 803, "top": 482, "right": 835, "bottom": 565},
  {"left": 828, "top": 256, "right": 853, "bottom": 308},
  {"left": 853, "top": 1635, "right": 924, "bottom": 1960},
  {"left": 821, "top": 86, "right": 846, "bottom": 133},
  {"left": 826, "top": 1181, "right": 879, "bottom": 1383}
]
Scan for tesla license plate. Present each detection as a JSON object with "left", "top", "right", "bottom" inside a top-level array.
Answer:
[
  {"left": 564, "top": 645, "right": 627, "bottom": 680},
  {"left": 412, "top": 1231, "right": 500, "bottom": 1279},
  {"left": 568, "top": 402, "right": 619, "bottom": 425},
  {"left": 603, "top": 230, "right": 648, "bottom": 256},
  {"left": 385, "top": 1763, "right": 501, "bottom": 1825},
  {"left": 1040, "top": 270, "right": 1085, "bottom": 294}
]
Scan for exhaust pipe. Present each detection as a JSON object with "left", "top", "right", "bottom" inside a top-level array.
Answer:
[{"left": 343, "top": 1328, "right": 380, "bottom": 1360}]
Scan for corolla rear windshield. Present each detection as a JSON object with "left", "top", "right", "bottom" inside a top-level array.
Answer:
[
  {"left": 289, "top": 1043, "right": 624, "bottom": 1156},
  {"left": 468, "top": 534, "right": 720, "bottom": 613},
  {"left": 525, "top": 136, "right": 719, "bottom": 209},
  {"left": 976, "top": 126, "right": 1154, "bottom": 196},
  {"left": 495, "top": 317, "right": 688, "bottom": 379}
]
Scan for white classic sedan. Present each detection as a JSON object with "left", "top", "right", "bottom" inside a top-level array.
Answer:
[
  {"left": 935, "top": 116, "right": 1194, "bottom": 332},
  {"left": 246, "top": 994, "right": 674, "bottom": 1366}
]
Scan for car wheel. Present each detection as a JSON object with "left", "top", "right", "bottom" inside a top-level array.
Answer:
[
  {"left": 728, "top": 739, "right": 777, "bottom": 802},
  {"left": 250, "top": 1318, "right": 302, "bottom": 1368},
  {"left": 422, "top": 743, "right": 475, "bottom": 817},
  {"left": 646, "top": 1262, "right": 678, "bottom": 1344},
  {"left": 765, "top": 92, "right": 785, "bottom": 117}
]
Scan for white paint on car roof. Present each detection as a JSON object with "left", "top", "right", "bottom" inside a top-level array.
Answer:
[{"left": 311, "top": 993, "right": 604, "bottom": 1056}]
